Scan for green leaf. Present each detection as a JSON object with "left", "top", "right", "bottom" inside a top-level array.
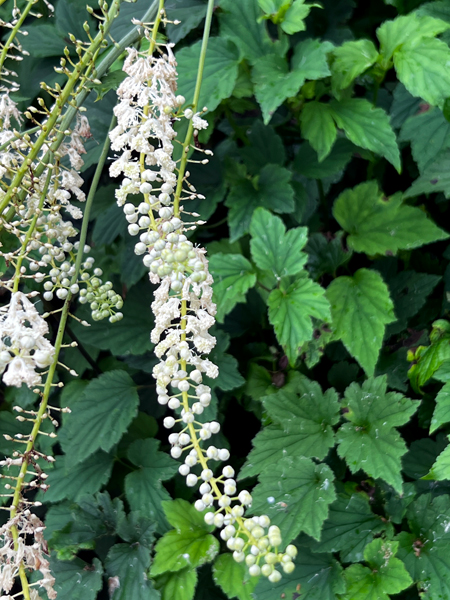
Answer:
[
  {"left": 400, "top": 107, "right": 450, "bottom": 172},
  {"left": 250, "top": 207, "right": 308, "bottom": 278},
  {"left": 61, "top": 370, "right": 139, "bottom": 464},
  {"left": 281, "top": 0, "right": 318, "bottom": 34},
  {"left": 427, "top": 437, "right": 450, "bottom": 479},
  {"left": 394, "top": 37, "right": 450, "bottom": 108},
  {"left": 73, "top": 282, "right": 154, "bottom": 355},
  {"left": 333, "top": 181, "right": 449, "bottom": 255},
  {"left": 21, "top": 23, "right": 67, "bottom": 58},
  {"left": 252, "top": 39, "right": 332, "bottom": 124},
  {"left": 125, "top": 439, "right": 179, "bottom": 533},
  {"left": 326, "top": 269, "right": 396, "bottom": 375},
  {"left": 396, "top": 494, "right": 450, "bottom": 600},
  {"left": 300, "top": 102, "right": 337, "bottom": 161},
  {"left": 343, "top": 539, "right": 413, "bottom": 600},
  {"left": 293, "top": 138, "right": 355, "bottom": 179},
  {"left": 177, "top": 37, "right": 239, "bottom": 112},
  {"left": 336, "top": 376, "right": 418, "bottom": 492},
  {"left": 219, "top": 0, "right": 273, "bottom": 64},
  {"left": 251, "top": 455, "right": 336, "bottom": 542},
  {"left": 376, "top": 13, "right": 449, "bottom": 62},
  {"left": 268, "top": 277, "right": 331, "bottom": 364},
  {"left": 226, "top": 165, "right": 295, "bottom": 241},
  {"left": 47, "top": 556, "right": 103, "bottom": 600},
  {"left": 404, "top": 149, "right": 450, "bottom": 199},
  {"left": 330, "top": 99, "right": 401, "bottom": 171},
  {"left": 213, "top": 554, "right": 257, "bottom": 600},
  {"left": 92, "top": 194, "right": 127, "bottom": 245},
  {"left": 154, "top": 568, "right": 198, "bottom": 600},
  {"left": 106, "top": 542, "right": 160, "bottom": 600},
  {"left": 209, "top": 253, "right": 257, "bottom": 322},
  {"left": 253, "top": 547, "right": 345, "bottom": 600},
  {"left": 151, "top": 499, "right": 219, "bottom": 575},
  {"left": 431, "top": 383, "right": 450, "bottom": 433},
  {"left": 390, "top": 83, "right": 422, "bottom": 129},
  {"left": 311, "top": 493, "right": 389, "bottom": 562},
  {"left": 306, "top": 232, "right": 352, "bottom": 280},
  {"left": 166, "top": 0, "right": 207, "bottom": 44},
  {"left": 408, "top": 323, "right": 450, "bottom": 389},
  {"left": 331, "top": 39, "right": 379, "bottom": 91},
  {"left": 240, "top": 121, "right": 286, "bottom": 172},
  {"left": 43, "top": 452, "right": 114, "bottom": 503}
]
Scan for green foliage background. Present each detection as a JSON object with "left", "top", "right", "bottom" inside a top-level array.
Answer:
[{"left": 6, "top": 0, "right": 450, "bottom": 598}]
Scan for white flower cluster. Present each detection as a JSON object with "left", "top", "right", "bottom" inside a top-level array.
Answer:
[
  {"left": 0, "top": 292, "right": 55, "bottom": 388},
  {"left": 112, "top": 37, "right": 297, "bottom": 579}
]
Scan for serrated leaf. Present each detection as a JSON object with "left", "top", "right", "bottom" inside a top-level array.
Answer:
[
  {"left": 250, "top": 207, "right": 308, "bottom": 278},
  {"left": 396, "top": 494, "right": 450, "bottom": 600},
  {"left": 209, "top": 253, "right": 256, "bottom": 322},
  {"left": 394, "top": 37, "right": 450, "bottom": 108},
  {"left": 61, "top": 370, "right": 139, "bottom": 464},
  {"left": 240, "top": 121, "right": 286, "bottom": 172},
  {"left": 431, "top": 383, "right": 450, "bottom": 433},
  {"left": 253, "top": 547, "right": 345, "bottom": 600},
  {"left": 326, "top": 269, "right": 396, "bottom": 375},
  {"left": 377, "top": 13, "right": 449, "bottom": 62},
  {"left": 47, "top": 555, "right": 103, "bottom": 600},
  {"left": 330, "top": 99, "right": 401, "bottom": 171},
  {"left": 219, "top": 0, "right": 274, "bottom": 64},
  {"left": 331, "top": 39, "right": 379, "bottom": 91},
  {"left": 177, "top": 37, "right": 239, "bottom": 112},
  {"left": 281, "top": 0, "right": 318, "bottom": 34},
  {"left": 400, "top": 107, "right": 450, "bottom": 172},
  {"left": 336, "top": 376, "right": 418, "bottom": 492},
  {"left": 306, "top": 232, "right": 352, "bottom": 279},
  {"left": 154, "top": 568, "right": 198, "bottom": 600},
  {"left": 106, "top": 542, "right": 160, "bottom": 600},
  {"left": 151, "top": 499, "right": 219, "bottom": 575},
  {"left": 293, "top": 138, "right": 355, "bottom": 179},
  {"left": 213, "top": 554, "right": 257, "bottom": 600},
  {"left": 225, "top": 164, "right": 295, "bottom": 242},
  {"left": 402, "top": 436, "right": 448, "bottom": 479},
  {"left": 343, "top": 539, "right": 412, "bottom": 600},
  {"left": 333, "top": 181, "right": 449, "bottom": 255},
  {"left": 43, "top": 452, "right": 114, "bottom": 503},
  {"left": 390, "top": 83, "right": 422, "bottom": 129},
  {"left": 311, "top": 493, "right": 389, "bottom": 562},
  {"left": 404, "top": 148, "right": 450, "bottom": 199},
  {"left": 268, "top": 277, "right": 331, "bottom": 364},
  {"left": 427, "top": 437, "right": 450, "bottom": 479},
  {"left": 125, "top": 439, "right": 178, "bottom": 533},
  {"left": 251, "top": 455, "right": 336, "bottom": 542},
  {"left": 300, "top": 101, "right": 337, "bottom": 161}
]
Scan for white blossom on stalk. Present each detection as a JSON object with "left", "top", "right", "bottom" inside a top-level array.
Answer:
[{"left": 111, "top": 35, "right": 297, "bottom": 581}]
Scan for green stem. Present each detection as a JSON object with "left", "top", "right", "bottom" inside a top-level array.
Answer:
[
  {"left": 8, "top": 116, "right": 115, "bottom": 598},
  {"left": 173, "top": 0, "right": 215, "bottom": 218},
  {"left": 0, "top": 0, "right": 37, "bottom": 77}
]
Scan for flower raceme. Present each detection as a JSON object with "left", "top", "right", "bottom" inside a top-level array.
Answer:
[{"left": 110, "top": 24, "right": 297, "bottom": 580}]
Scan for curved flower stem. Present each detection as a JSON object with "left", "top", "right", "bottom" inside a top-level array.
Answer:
[
  {"left": 8, "top": 115, "right": 115, "bottom": 599},
  {"left": 173, "top": 0, "right": 214, "bottom": 218}
]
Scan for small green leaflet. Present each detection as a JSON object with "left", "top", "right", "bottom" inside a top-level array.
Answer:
[
  {"left": 343, "top": 539, "right": 413, "bottom": 600},
  {"left": 154, "top": 568, "right": 197, "bottom": 600},
  {"left": 310, "top": 492, "right": 389, "bottom": 562},
  {"left": 404, "top": 148, "right": 450, "bottom": 199},
  {"left": 333, "top": 181, "right": 449, "bottom": 255},
  {"left": 253, "top": 547, "right": 345, "bottom": 600},
  {"left": 336, "top": 376, "right": 418, "bottom": 492},
  {"left": 47, "top": 555, "right": 103, "bottom": 600},
  {"left": 268, "top": 277, "right": 331, "bottom": 365},
  {"left": 209, "top": 253, "right": 256, "bottom": 322},
  {"left": 249, "top": 207, "right": 308, "bottom": 278},
  {"left": 219, "top": 0, "right": 274, "bottom": 64},
  {"left": 213, "top": 554, "right": 257, "bottom": 600},
  {"left": 225, "top": 164, "right": 295, "bottom": 241},
  {"left": 61, "top": 370, "right": 139, "bottom": 464},
  {"left": 240, "top": 378, "right": 339, "bottom": 479},
  {"left": 250, "top": 455, "right": 336, "bottom": 542},
  {"left": 396, "top": 494, "right": 450, "bottom": 600},
  {"left": 400, "top": 107, "right": 450, "bottom": 172},
  {"left": 43, "top": 452, "right": 113, "bottom": 503},
  {"left": 151, "top": 499, "right": 219, "bottom": 576},
  {"left": 394, "top": 37, "right": 450, "bottom": 108},
  {"left": 331, "top": 39, "right": 379, "bottom": 92},
  {"left": 326, "top": 268, "right": 395, "bottom": 375},
  {"left": 252, "top": 39, "right": 332, "bottom": 123},
  {"left": 124, "top": 439, "right": 179, "bottom": 533},
  {"left": 177, "top": 37, "right": 239, "bottom": 113},
  {"left": 300, "top": 99, "right": 400, "bottom": 169},
  {"left": 281, "top": 0, "right": 320, "bottom": 35}
]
